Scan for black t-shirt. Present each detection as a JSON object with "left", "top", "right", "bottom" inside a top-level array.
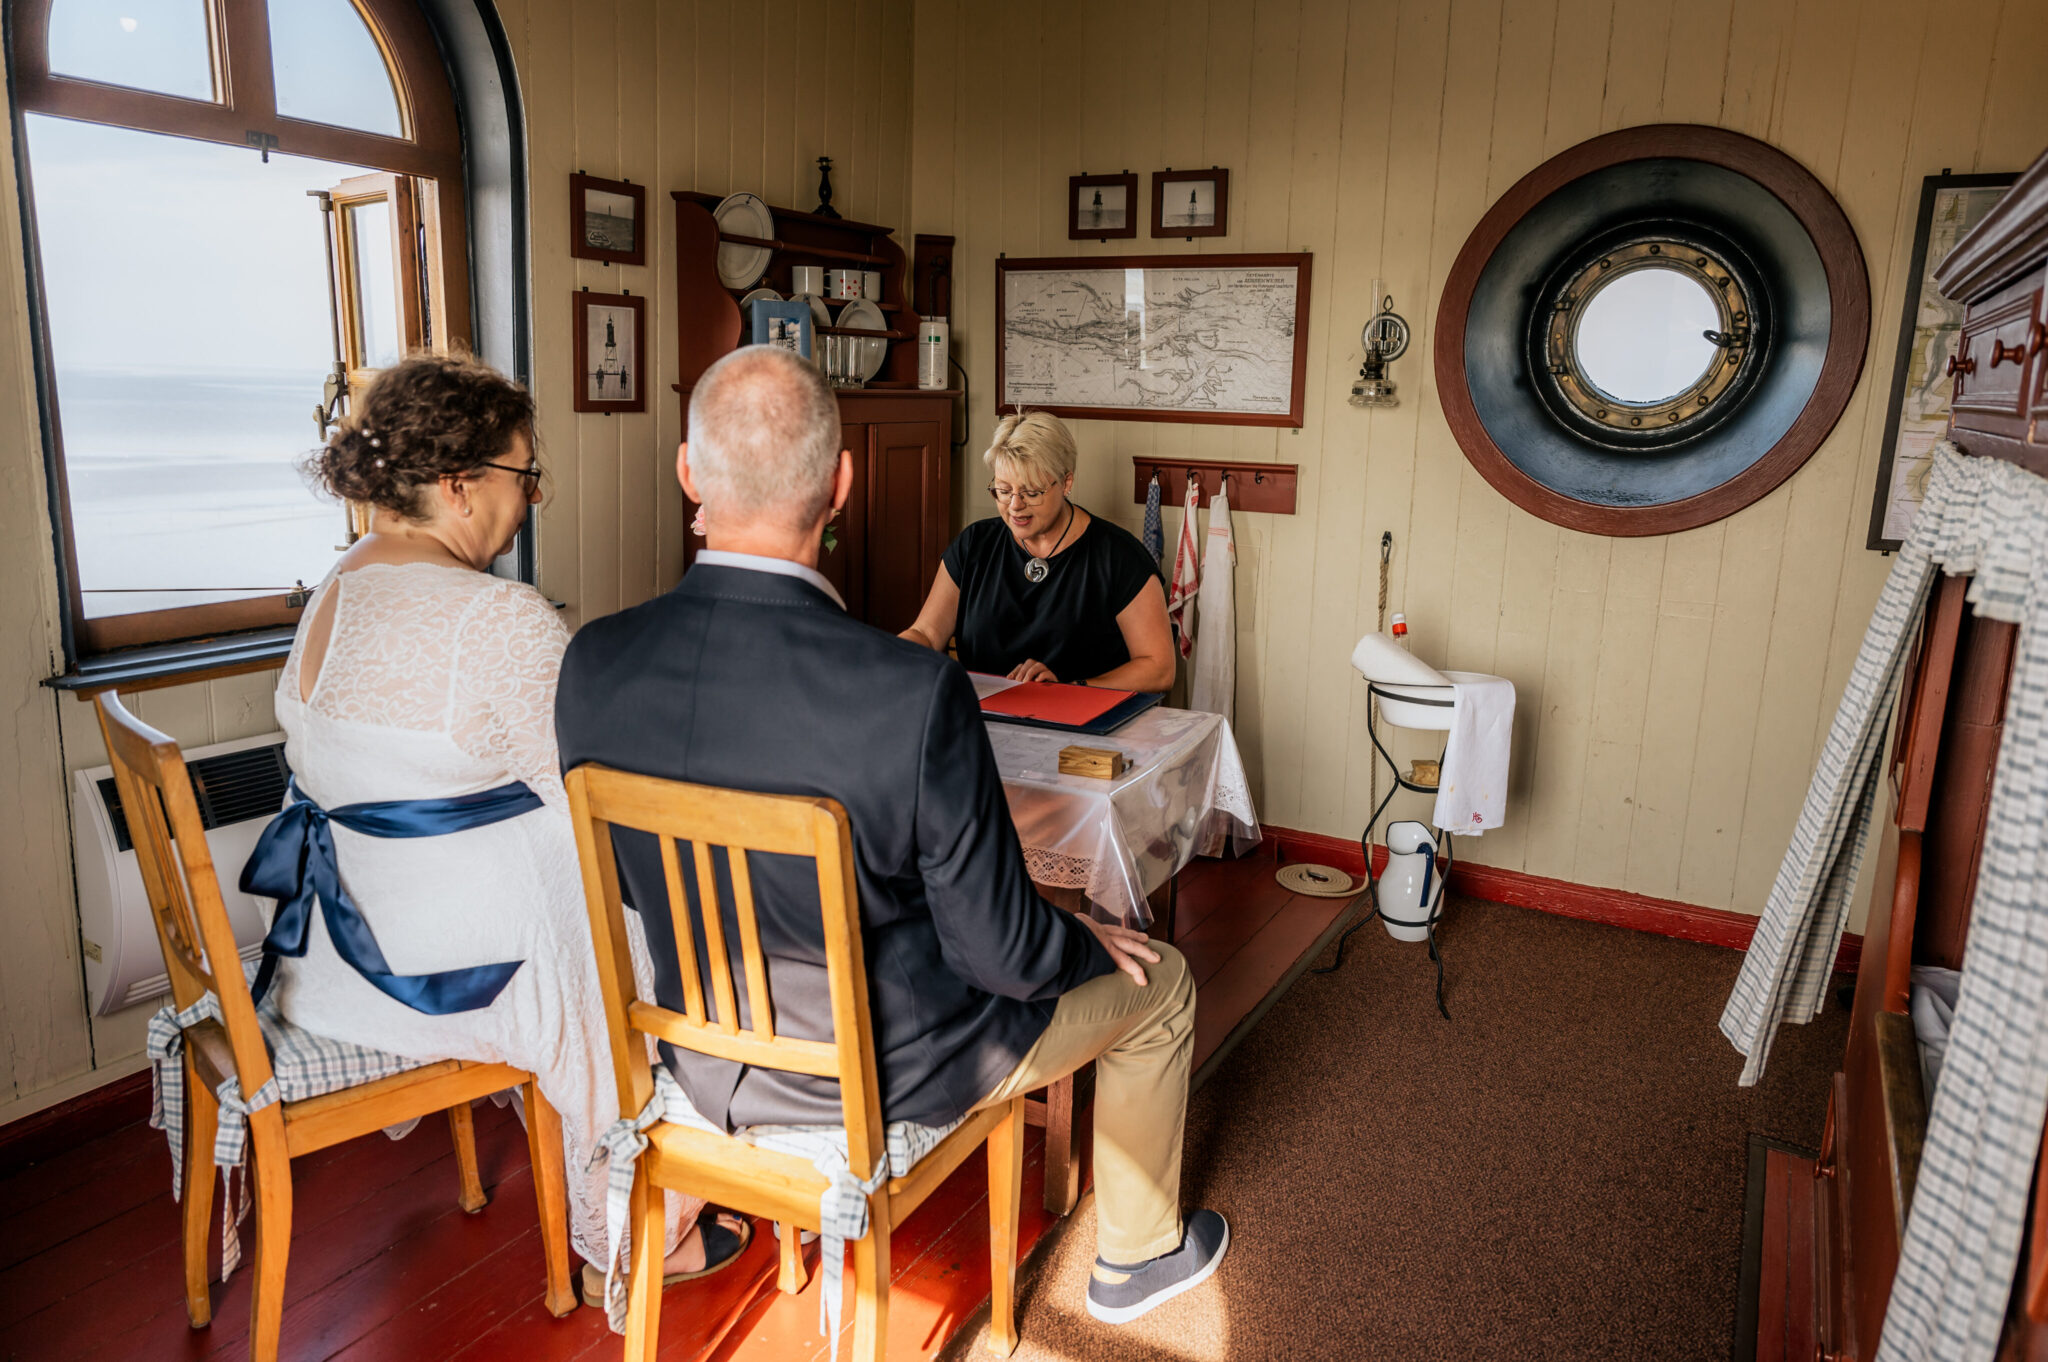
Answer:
[{"left": 942, "top": 511, "right": 1159, "bottom": 683}]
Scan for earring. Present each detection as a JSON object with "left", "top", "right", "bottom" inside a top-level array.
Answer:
[{"left": 462, "top": 506, "right": 472, "bottom": 517}]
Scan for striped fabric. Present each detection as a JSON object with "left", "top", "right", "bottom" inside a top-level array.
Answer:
[
  {"left": 1719, "top": 442, "right": 2048, "bottom": 1362},
  {"left": 588, "top": 1064, "right": 962, "bottom": 1355},
  {"left": 147, "top": 983, "right": 423, "bottom": 1274}
]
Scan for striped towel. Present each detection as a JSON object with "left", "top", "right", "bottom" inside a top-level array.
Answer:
[
  {"left": 1166, "top": 478, "right": 1201, "bottom": 658},
  {"left": 1719, "top": 441, "right": 2048, "bottom": 1362}
]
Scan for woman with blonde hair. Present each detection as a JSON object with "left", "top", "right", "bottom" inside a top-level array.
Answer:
[{"left": 901, "top": 411, "right": 1174, "bottom": 691}]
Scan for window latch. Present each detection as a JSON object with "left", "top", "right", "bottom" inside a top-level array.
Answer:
[
  {"left": 245, "top": 130, "right": 280, "bottom": 163},
  {"left": 286, "top": 580, "right": 312, "bottom": 610}
]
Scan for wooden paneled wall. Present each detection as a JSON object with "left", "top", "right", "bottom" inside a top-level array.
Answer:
[
  {"left": 910, "top": 0, "right": 2048, "bottom": 917},
  {"left": 0, "top": 0, "right": 914, "bottom": 1118},
  {"left": 497, "top": 0, "right": 916, "bottom": 630}
]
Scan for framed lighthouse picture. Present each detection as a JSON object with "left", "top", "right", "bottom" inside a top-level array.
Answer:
[{"left": 573, "top": 288, "right": 645, "bottom": 413}]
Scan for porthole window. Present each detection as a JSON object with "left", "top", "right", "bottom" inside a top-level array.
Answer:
[{"left": 1436, "top": 126, "right": 1869, "bottom": 537}]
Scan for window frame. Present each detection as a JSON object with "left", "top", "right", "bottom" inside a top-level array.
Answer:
[{"left": 9, "top": 0, "right": 473, "bottom": 657}]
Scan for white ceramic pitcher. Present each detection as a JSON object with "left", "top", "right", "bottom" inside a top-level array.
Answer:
[{"left": 1379, "top": 820, "right": 1443, "bottom": 943}]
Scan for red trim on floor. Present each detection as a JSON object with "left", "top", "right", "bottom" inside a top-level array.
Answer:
[
  {"left": 0, "top": 1069, "right": 152, "bottom": 1178},
  {"left": 1265, "top": 826, "right": 1862, "bottom": 975}
]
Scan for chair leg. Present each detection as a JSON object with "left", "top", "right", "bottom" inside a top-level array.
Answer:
[
  {"left": 778, "top": 1221, "right": 809, "bottom": 1294},
  {"left": 448, "top": 1101, "right": 487, "bottom": 1213},
  {"left": 245, "top": 1109, "right": 293, "bottom": 1362},
  {"left": 621, "top": 1165, "right": 665, "bottom": 1362},
  {"left": 182, "top": 1058, "right": 219, "bottom": 1329},
  {"left": 523, "top": 1081, "right": 577, "bottom": 1317},
  {"left": 1042, "top": 1073, "right": 1080, "bottom": 1217},
  {"left": 851, "top": 1202, "right": 892, "bottom": 1362},
  {"left": 985, "top": 1097, "right": 1026, "bottom": 1357}
]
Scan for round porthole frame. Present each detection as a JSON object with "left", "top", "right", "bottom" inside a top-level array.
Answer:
[{"left": 1434, "top": 125, "right": 1870, "bottom": 537}]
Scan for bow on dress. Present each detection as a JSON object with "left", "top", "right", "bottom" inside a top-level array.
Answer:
[{"left": 240, "top": 777, "right": 536, "bottom": 1015}]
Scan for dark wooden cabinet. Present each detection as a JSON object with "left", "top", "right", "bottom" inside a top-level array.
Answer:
[
  {"left": 809, "top": 391, "right": 951, "bottom": 632},
  {"left": 1789, "top": 142, "right": 2048, "bottom": 1362},
  {"left": 667, "top": 191, "right": 961, "bottom": 633}
]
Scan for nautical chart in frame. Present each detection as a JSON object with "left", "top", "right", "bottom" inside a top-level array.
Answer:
[{"left": 995, "top": 253, "right": 1312, "bottom": 428}]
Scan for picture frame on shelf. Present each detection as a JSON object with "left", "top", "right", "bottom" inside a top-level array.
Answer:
[
  {"left": 573, "top": 289, "right": 645, "bottom": 412},
  {"left": 1068, "top": 172, "right": 1139, "bottom": 240},
  {"left": 570, "top": 172, "right": 645, "bottom": 267},
  {"left": 1151, "top": 168, "right": 1229, "bottom": 239},
  {"left": 749, "top": 297, "right": 814, "bottom": 360}
]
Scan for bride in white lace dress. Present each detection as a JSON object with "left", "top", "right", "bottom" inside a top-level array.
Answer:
[{"left": 266, "top": 354, "right": 745, "bottom": 1299}]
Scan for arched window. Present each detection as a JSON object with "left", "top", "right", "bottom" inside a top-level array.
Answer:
[{"left": 10, "top": 0, "right": 471, "bottom": 654}]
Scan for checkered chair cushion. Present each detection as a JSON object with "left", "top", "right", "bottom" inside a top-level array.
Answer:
[{"left": 657, "top": 1066, "right": 963, "bottom": 1176}]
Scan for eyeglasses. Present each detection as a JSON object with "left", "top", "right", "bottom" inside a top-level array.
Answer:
[
  {"left": 482, "top": 460, "right": 543, "bottom": 490},
  {"left": 987, "top": 483, "right": 1051, "bottom": 505}
]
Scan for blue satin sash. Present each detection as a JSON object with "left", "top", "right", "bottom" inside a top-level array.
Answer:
[{"left": 240, "top": 777, "right": 541, "bottom": 1015}]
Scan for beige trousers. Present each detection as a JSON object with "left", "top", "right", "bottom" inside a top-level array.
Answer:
[{"left": 972, "top": 942, "right": 1196, "bottom": 1265}]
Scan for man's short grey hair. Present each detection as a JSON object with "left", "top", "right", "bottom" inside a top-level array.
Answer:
[{"left": 687, "top": 347, "right": 842, "bottom": 526}]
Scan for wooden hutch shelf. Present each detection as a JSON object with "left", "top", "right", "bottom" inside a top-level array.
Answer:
[{"left": 671, "top": 191, "right": 959, "bottom": 634}]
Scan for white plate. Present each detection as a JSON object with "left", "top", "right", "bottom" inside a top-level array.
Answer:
[
  {"left": 739, "top": 287, "right": 782, "bottom": 309},
  {"left": 713, "top": 193, "right": 774, "bottom": 289},
  {"left": 836, "top": 297, "right": 889, "bottom": 380},
  {"left": 791, "top": 293, "right": 832, "bottom": 331}
]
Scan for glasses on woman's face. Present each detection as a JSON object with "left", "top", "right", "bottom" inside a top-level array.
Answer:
[
  {"left": 988, "top": 483, "right": 1051, "bottom": 506},
  {"left": 482, "top": 460, "right": 543, "bottom": 494}
]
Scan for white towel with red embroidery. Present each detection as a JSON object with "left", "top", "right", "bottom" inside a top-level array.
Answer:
[
  {"left": 1188, "top": 481, "right": 1236, "bottom": 719},
  {"left": 1166, "top": 479, "right": 1202, "bottom": 658}
]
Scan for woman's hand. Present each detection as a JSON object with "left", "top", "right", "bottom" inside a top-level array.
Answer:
[
  {"left": 1008, "top": 659, "right": 1059, "bottom": 683},
  {"left": 1074, "top": 914, "right": 1162, "bottom": 986}
]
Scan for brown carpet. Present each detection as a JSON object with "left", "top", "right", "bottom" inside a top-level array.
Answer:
[{"left": 943, "top": 895, "right": 1849, "bottom": 1362}]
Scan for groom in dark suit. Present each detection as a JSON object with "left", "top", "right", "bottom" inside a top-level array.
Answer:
[{"left": 555, "top": 346, "right": 1228, "bottom": 1324}]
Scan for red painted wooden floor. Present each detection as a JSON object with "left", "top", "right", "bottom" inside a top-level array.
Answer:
[{"left": 0, "top": 846, "right": 1347, "bottom": 1362}]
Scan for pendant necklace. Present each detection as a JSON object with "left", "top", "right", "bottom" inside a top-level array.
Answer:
[{"left": 1023, "top": 503, "right": 1077, "bottom": 583}]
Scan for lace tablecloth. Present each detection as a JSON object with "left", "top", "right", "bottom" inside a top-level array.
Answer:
[{"left": 979, "top": 681, "right": 1261, "bottom": 929}]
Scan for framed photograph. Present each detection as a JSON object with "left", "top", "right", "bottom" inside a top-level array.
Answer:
[
  {"left": 749, "top": 297, "right": 814, "bottom": 360},
  {"left": 996, "top": 252, "right": 1312, "bottom": 427},
  {"left": 1866, "top": 171, "right": 2016, "bottom": 550},
  {"left": 1151, "top": 168, "right": 1229, "bottom": 239},
  {"left": 570, "top": 172, "right": 645, "bottom": 267},
  {"left": 573, "top": 289, "right": 645, "bottom": 412},
  {"left": 1068, "top": 172, "right": 1138, "bottom": 240}
]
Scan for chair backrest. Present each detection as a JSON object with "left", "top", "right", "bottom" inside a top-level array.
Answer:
[
  {"left": 94, "top": 692, "right": 277, "bottom": 1096},
  {"left": 564, "top": 764, "right": 886, "bottom": 1177}
]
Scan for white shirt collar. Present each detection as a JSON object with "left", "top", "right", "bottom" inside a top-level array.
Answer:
[{"left": 692, "top": 549, "right": 845, "bottom": 609}]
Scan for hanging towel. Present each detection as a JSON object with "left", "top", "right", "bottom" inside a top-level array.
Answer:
[
  {"left": 1142, "top": 474, "right": 1164, "bottom": 569},
  {"left": 1716, "top": 442, "right": 2048, "bottom": 1362},
  {"left": 1189, "top": 480, "right": 1236, "bottom": 719},
  {"left": 1166, "top": 478, "right": 1201, "bottom": 658},
  {"left": 1433, "top": 671, "right": 1515, "bottom": 834}
]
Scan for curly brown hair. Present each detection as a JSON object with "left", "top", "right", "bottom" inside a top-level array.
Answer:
[{"left": 311, "top": 351, "right": 536, "bottom": 520}]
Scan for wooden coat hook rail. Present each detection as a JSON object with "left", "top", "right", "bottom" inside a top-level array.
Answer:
[{"left": 1131, "top": 456, "right": 1298, "bottom": 515}]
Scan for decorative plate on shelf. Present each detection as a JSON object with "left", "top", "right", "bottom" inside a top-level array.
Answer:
[
  {"left": 713, "top": 192, "right": 774, "bottom": 289},
  {"left": 837, "top": 297, "right": 889, "bottom": 380},
  {"left": 791, "top": 293, "right": 832, "bottom": 332},
  {"left": 739, "top": 286, "right": 782, "bottom": 308}
]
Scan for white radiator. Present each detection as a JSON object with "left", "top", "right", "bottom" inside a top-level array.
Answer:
[{"left": 73, "top": 732, "right": 288, "bottom": 1015}]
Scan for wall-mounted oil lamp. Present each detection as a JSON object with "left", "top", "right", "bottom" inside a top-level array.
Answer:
[{"left": 1350, "top": 286, "right": 1411, "bottom": 408}]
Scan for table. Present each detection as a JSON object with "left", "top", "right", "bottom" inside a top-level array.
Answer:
[{"left": 984, "top": 696, "right": 1262, "bottom": 932}]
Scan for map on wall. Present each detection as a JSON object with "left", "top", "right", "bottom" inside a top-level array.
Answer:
[{"left": 996, "top": 254, "right": 1312, "bottom": 427}]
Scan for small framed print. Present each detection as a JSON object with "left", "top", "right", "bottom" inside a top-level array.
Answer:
[
  {"left": 573, "top": 290, "right": 645, "bottom": 412},
  {"left": 1069, "top": 172, "right": 1138, "bottom": 240},
  {"left": 1152, "top": 168, "right": 1229, "bottom": 239},
  {"left": 570, "top": 172, "right": 645, "bottom": 266}
]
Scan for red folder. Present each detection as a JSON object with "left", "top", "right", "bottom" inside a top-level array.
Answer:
[{"left": 979, "top": 681, "right": 1133, "bottom": 727}]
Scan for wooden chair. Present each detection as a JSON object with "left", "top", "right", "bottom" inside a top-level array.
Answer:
[
  {"left": 565, "top": 764, "right": 1025, "bottom": 1361},
  {"left": 95, "top": 692, "right": 576, "bottom": 1361}
]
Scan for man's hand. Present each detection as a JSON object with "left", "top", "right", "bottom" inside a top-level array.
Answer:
[
  {"left": 1008, "top": 658, "right": 1058, "bottom": 683},
  {"left": 1074, "top": 913, "right": 1161, "bottom": 986}
]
